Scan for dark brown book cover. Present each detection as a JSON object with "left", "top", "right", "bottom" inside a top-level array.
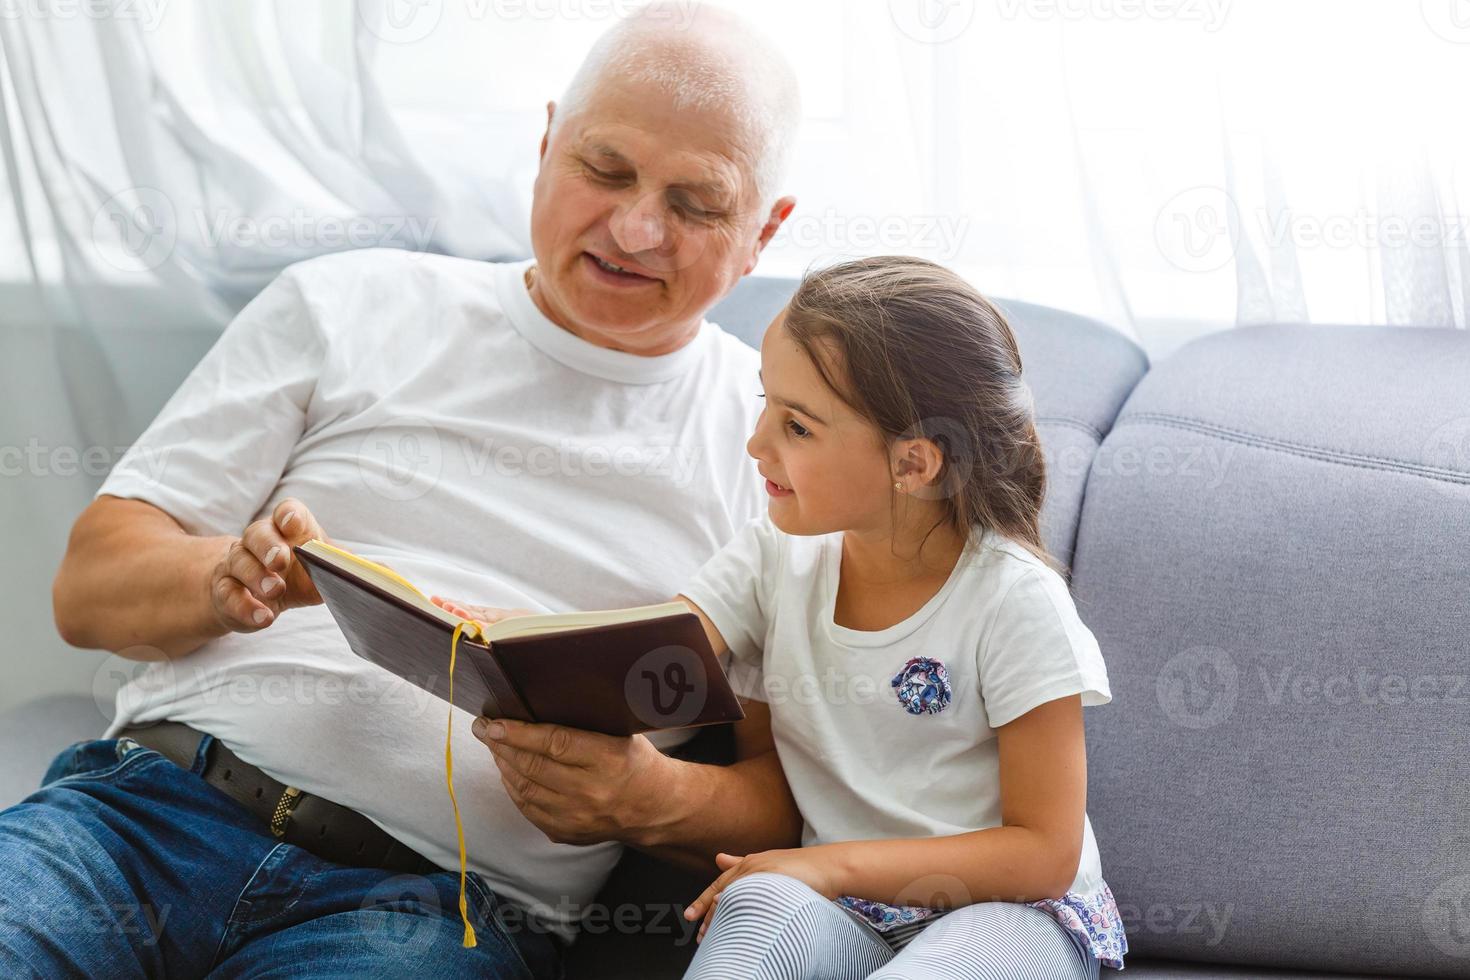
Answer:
[{"left": 295, "top": 545, "right": 746, "bottom": 736}]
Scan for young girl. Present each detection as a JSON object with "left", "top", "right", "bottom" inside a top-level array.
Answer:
[{"left": 439, "top": 256, "right": 1127, "bottom": 977}]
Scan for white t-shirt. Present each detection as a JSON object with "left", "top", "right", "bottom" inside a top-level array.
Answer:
[
  {"left": 682, "top": 515, "right": 1114, "bottom": 897},
  {"left": 97, "top": 248, "right": 764, "bottom": 940}
]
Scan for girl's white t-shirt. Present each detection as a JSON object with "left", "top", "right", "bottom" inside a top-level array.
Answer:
[{"left": 683, "top": 514, "right": 1114, "bottom": 896}]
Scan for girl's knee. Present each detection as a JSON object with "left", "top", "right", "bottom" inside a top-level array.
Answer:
[{"left": 717, "top": 871, "right": 826, "bottom": 915}]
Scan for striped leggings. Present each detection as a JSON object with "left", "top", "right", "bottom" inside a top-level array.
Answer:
[{"left": 684, "top": 873, "right": 1101, "bottom": 980}]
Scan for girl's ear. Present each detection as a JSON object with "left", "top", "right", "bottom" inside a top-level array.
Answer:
[{"left": 892, "top": 437, "right": 946, "bottom": 492}]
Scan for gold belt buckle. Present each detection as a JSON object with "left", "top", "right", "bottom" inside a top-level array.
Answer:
[{"left": 269, "top": 786, "right": 303, "bottom": 838}]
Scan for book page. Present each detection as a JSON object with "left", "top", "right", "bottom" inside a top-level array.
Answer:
[
  {"left": 299, "top": 540, "right": 687, "bottom": 637},
  {"left": 480, "top": 601, "right": 690, "bottom": 642},
  {"left": 299, "top": 539, "right": 461, "bottom": 626}
]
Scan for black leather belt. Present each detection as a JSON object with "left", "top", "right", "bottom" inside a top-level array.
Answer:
[{"left": 118, "top": 721, "right": 440, "bottom": 876}]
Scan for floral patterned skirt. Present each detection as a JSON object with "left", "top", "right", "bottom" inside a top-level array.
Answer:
[{"left": 836, "top": 881, "right": 1128, "bottom": 970}]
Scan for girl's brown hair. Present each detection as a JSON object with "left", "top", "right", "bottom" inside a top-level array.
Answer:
[{"left": 782, "top": 255, "right": 1055, "bottom": 569}]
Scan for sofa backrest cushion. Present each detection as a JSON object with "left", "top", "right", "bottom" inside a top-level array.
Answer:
[{"left": 1070, "top": 324, "right": 1470, "bottom": 977}]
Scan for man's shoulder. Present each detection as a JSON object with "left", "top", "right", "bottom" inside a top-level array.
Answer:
[
  {"left": 262, "top": 250, "right": 516, "bottom": 343},
  {"left": 281, "top": 247, "right": 503, "bottom": 287}
]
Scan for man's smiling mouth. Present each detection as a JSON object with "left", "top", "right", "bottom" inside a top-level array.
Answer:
[{"left": 585, "top": 251, "right": 661, "bottom": 282}]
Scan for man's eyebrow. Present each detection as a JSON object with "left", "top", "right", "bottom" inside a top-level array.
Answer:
[
  {"left": 580, "top": 142, "right": 734, "bottom": 205},
  {"left": 758, "top": 371, "right": 826, "bottom": 425},
  {"left": 582, "top": 143, "right": 631, "bottom": 166}
]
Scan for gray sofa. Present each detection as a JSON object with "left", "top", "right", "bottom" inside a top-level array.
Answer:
[{"left": 4, "top": 273, "right": 1467, "bottom": 979}]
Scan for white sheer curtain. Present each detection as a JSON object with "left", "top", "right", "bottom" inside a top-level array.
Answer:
[
  {"left": 5, "top": 1, "right": 1468, "bottom": 348},
  {"left": 1, "top": 0, "right": 1467, "bottom": 708}
]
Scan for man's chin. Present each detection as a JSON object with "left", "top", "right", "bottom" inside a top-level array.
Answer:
[
  {"left": 556, "top": 290, "right": 698, "bottom": 350},
  {"left": 565, "top": 310, "right": 669, "bottom": 348}
]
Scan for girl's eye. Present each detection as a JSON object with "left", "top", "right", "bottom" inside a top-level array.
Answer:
[{"left": 786, "top": 419, "right": 810, "bottom": 439}]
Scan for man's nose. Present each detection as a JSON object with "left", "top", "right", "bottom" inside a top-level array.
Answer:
[{"left": 610, "top": 194, "right": 668, "bottom": 255}]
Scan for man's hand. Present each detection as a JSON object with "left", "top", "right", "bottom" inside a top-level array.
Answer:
[
  {"left": 684, "top": 847, "right": 846, "bottom": 942},
  {"left": 209, "top": 497, "right": 327, "bottom": 633},
  {"left": 471, "top": 717, "right": 673, "bottom": 846}
]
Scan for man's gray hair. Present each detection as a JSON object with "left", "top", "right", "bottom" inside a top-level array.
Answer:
[{"left": 553, "top": 2, "right": 801, "bottom": 210}]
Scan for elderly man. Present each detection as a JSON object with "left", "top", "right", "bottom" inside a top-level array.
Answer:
[{"left": 10, "top": 5, "right": 802, "bottom": 976}]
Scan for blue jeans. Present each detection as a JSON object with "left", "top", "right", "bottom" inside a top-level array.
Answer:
[{"left": 0, "top": 736, "right": 563, "bottom": 978}]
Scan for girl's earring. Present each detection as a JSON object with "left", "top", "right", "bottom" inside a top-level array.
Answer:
[{"left": 894, "top": 481, "right": 904, "bottom": 493}]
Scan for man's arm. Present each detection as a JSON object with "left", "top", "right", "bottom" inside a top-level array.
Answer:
[
  {"left": 53, "top": 495, "right": 328, "bottom": 659},
  {"left": 477, "top": 702, "right": 802, "bottom": 873},
  {"left": 626, "top": 700, "right": 803, "bottom": 870}
]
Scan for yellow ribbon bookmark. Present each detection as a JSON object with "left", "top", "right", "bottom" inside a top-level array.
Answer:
[
  {"left": 447, "top": 618, "right": 485, "bottom": 948},
  {"left": 303, "top": 539, "right": 481, "bottom": 947}
]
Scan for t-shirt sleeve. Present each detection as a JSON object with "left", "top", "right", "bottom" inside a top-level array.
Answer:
[
  {"left": 977, "top": 568, "right": 1112, "bottom": 729},
  {"left": 96, "top": 267, "right": 325, "bottom": 536},
  {"left": 680, "top": 514, "right": 781, "bottom": 701}
]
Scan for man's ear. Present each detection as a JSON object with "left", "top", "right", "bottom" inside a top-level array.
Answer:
[
  {"left": 539, "top": 100, "right": 557, "bottom": 162},
  {"left": 744, "top": 195, "right": 796, "bottom": 276}
]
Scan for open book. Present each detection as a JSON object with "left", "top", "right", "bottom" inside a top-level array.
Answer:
[{"left": 294, "top": 539, "right": 745, "bottom": 736}]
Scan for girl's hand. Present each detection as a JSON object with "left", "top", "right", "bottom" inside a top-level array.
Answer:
[
  {"left": 684, "top": 847, "right": 844, "bottom": 942},
  {"left": 429, "top": 596, "right": 534, "bottom": 626}
]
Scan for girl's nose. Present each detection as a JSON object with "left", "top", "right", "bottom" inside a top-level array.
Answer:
[{"left": 746, "top": 410, "right": 771, "bottom": 461}]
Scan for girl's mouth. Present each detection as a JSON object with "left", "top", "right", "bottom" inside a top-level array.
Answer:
[{"left": 765, "top": 478, "right": 793, "bottom": 497}]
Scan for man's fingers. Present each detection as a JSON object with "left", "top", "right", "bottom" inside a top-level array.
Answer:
[
  {"left": 212, "top": 572, "right": 273, "bottom": 630},
  {"left": 479, "top": 718, "right": 605, "bottom": 768},
  {"left": 226, "top": 539, "right": 283, "bottom": 607},
  {"left": 497, "top": 770, "right": 572, "bottom": 817},
  {"left": 272, "top": 497, "right": 325, "bottom": 547},
  {"left": 251, "top": 498, "right": 325, "bottom": 607},
  {"left": 489, "top": 746, "right": 580, "bottom": 812},
  {"left": 483, "top": 739, "right": 582, "bottom": 793}
]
